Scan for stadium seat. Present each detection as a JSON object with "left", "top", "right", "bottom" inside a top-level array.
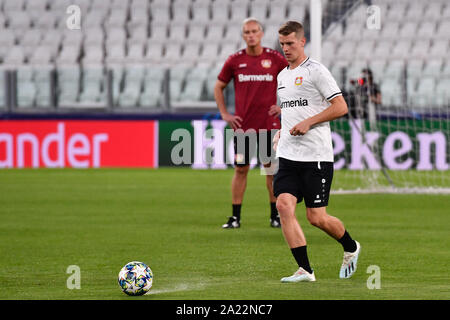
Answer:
[
  {"left": 84, "top": 28, "right": 104, "bottom": 47},
  {"left": 181, "top": 43, "right": 201, "bottom": 64},
  {"left": 126, "top": 43, "right": 146, "bottom": 65},
  {"left": 380, "top": 78, "right": 402, "bottom": 106},
  {"left": 428, "top": 40, "right": 449, "bottom": 59},
  {"left": 140, "top": 79, "right": 163, "bottom": 108},
  {"left": 191, "top": 2, "right": 210, "bottom": 23},
  {"left": 422, "top": 59, "right": 443, "bottom": 76},
  {"left": 441, "top": 62, "right": 450, "bottom": 77},
  {"left": 28, "top": 45, "right": 54, "bottom": 66},
  {"left": 248, "top": 2, "right": 268, "bottom": 21},
  {"left": 187, "top": 24, "right": 206, "bottom": 43},
  {"left": 342, "top": 21, "right": 364, "bottom": 41},
  {"left": 404, "top": 4, "right": 424, "bottom": 21},
  {"left": 169, "top": 24, "right": 188, "bottom": 42},
  {"left": 105, "top": 9, "right": 128, "bottom": 29},
  {"left": 149, "top": 23, "right": 168, "bottom": 43},
  {"left": 267, "top": 3, "right": 287, "bottom": 23},
  {"left": 57, "top": 65, "right": 80, "bottom": 106},
  {"left": 3, "top": 0, "right": 25, "bottom": 12},
  {"left": 210, "top": 2, "right": 230, "bottom": 24},
  {"left": 204, "top": 24, "right": 222, "bottom": 43},
  {"left": 34, "top": 11, "right": 57, "bottom": 29},
  {"left": 150, "top": 4, "right": 171, "bottom": 24},
  {"left": 129, "top": 9, "right": 149, "bottom": 32},
  {"left": 128, "top": 25, "right": 148, "bottom": 44},
  {"left": 435, "top": 78, "right": 450, "bottom": 106},
  {"left": 171, "top": 4, "right": 191, "bottom": 23},
  {"left": 163, "top": 43, "right": 183, "bottom": 65},
  {"left": 204, "top": 65, "right": 222, "bottom": 100},
  {"left": 409, "top": 40, "right": 430, "bottom": 59},
  {"left": 83, "top": 45, "right": 104, "bottom": 65},
  {"left": 105, "top": 45, "right": 126, "bottom": 66},
  {"left": 398, "top": 22, "right": 417, "bottom": 39},
  {"left": 411, "top": 77, "right": 436, "bottom": 108},
  {"left": 83, "top": 11, "right": 107, "bottom": 29},
  {"left": 3, "top": 46, "right": 26, "bottom": 67},
  {"left": 34, "top": 66, "right": 53, "bottom": 108},
  {"left": 6, "top": 11, "right": 31, "bottom": 30},
  {"left": 229, "top": 2, "right": 248, "bottom": 22},
  {"left": 286, "top": 5, "right": 306, "bottom": 22},
  {"left": 218, "top": 42, "right": 238, "bottom": 62},
  {"left": 335, "top": 41, "right": 356, "bottom": 60},
  {"left": 346, "top": 4, "right": 368, "bottom": 23},
  {"left": 57, "top": 44, "right": 81, "bottom": 66},
  {"left": 198, "top": 43, "right": 220, "bottom": 66},
  {"left": 353, "top": 40, "right": 375, "bottom": 60},
  {"left": 391, "top": 40, "right": 412, "bottom": 59},
  {"left": 384, "top": 59, "right": 405, "bottom": 80},
  {"left": 422, "top": 2, "right": 443, "bottom": 20},
  {"left": 380, "top": 21, "right": 400, "bottom": 40},
  {"left": 417, "top": 21, "right": 436, "bottom": 39},
  {"left": 406, "top": 59, "right": 424, "bottom": 79},
  {"left": 145, "top": 42, "right": 164, "bottom": 64},
  {"left": 368, "top": 59, "right": 386, "bottom": 82},
  {"left": 118, "top": 80, "right": 142, "bottom": 108},
  {"left": 346, "top": 60, "right": 369, "bottom": 84},
  {"left": 435, "top": 21, "right": 450, "bottom": 39},
  {"left": 106, "top": 27, "right": 127, "bottom": 49},
  {"left": 17, "top": 81, "right": 36, "bottom": 108},
  {"left": 386, "top": 3, "right": 407, "bottom": 21}
]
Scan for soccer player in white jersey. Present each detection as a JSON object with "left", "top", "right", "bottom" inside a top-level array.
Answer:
[{"left": 273, "top": 21, "right": 361, "bottom": 282}]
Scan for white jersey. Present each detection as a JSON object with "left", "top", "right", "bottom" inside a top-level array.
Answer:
[{"left": 276, "top": 57, "right": 342, "bottom": 162}]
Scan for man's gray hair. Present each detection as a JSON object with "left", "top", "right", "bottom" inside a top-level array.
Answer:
[{"left": 242, "top": 17, "right": 264, "bottom": 32}]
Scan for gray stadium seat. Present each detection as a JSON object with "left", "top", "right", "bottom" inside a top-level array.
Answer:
[
  {"left": 187, "top": 24, "right": 206, "bottom": 43},
  {"left": 429, "top": 40, "right": 448, "bottom": 59},
  {"left": 57, "top": 65, "right": 80, "bottom": 106},
  {"left": 409, "top": 40, "right": 430, "bottom": 59},
  {"left": 150, "top": 5, "right": 171, "bottom": 23},
  {"left": 34, "top": 66, "right": 53, "bottom": 108},
  {"left": 0, "top": 69, "right": 5, "bottom": 108},
  {"left": 210, "top": 2, "right": 229, "bottom": 24},
  {"left": 422, "top": 59, "right": 443, "bottom": 77},
  {"left": 191, "top": 2, "right": 210, "bottom": 23},
  {"left": 229, "top": 2, "right": 248, "bottom": 22}
]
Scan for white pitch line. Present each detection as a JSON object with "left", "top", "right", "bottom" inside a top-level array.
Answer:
[{"left": 145, "top": 282, "right": 206, "bottom": 295}]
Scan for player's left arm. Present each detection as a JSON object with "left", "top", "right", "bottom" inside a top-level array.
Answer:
[{"left": 290, "top": 95, "right": 348, "bottom": 136}]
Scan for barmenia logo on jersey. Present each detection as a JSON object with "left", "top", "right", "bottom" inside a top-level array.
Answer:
[
  {"left": 238, "top": 74, "right": 274, "bottom": 82},
  {"left": 280, "top": 98, "right": 309, "bottom": 108},
  {"left": 295, "top": 77, "right": 303, "bottom": 85}
]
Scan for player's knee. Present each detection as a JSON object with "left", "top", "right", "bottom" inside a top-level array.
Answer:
[
  {"left": 306, "top": 209, "right": 326, "bottom": 228},
  {"left": 235, "top": 165, "right": 249, "bottom": 175},
  {"left": 276, "top": 198, "right": 294, "bottom": 217}
]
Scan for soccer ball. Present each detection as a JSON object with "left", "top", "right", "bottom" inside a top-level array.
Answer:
[{"left": 118, "top": 261, "right": 153, "bottom": 296}]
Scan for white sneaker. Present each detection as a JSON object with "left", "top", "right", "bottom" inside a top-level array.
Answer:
[
  {"left": 281, "top": 267, "right": 316, "bottom": 283},
  {"left": 339, "top": 240, "right": 361, "bottom": 279}
]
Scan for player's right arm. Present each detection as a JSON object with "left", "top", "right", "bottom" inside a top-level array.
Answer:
[{"left": 214, "top": 79, "right": 243, "bottom": 129}]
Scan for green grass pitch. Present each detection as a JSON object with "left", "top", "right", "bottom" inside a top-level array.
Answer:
[{"left": 0, "top": 168, "right": 449, "bottom": 300}]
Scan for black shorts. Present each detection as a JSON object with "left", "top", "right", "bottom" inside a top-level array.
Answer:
[
  {"left": 233, "top": 130, "right": 275, "bottom": 166},
  {"left": 273, "top": 157, "right": 334, "bottom": 208}
]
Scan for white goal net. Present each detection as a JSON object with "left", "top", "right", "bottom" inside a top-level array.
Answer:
[{"left": 309, "top": 0, "right": 450, "bottom": 193}]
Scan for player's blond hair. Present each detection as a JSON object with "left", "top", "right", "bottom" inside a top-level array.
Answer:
[{"left": 242, "top": 17, "right": 264, "bottom": 32}]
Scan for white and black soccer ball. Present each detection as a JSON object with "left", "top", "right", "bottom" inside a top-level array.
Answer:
[{"left": 118, "top": 261, "right": 153, "bottom": 296}]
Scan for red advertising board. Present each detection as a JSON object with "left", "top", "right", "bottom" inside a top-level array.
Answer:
[{"left": 0, "top": 121, "right": 158, "bottom": 168}]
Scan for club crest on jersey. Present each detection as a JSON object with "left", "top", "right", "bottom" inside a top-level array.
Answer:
[
  {"left": 261, "top": 59, "right": 272, "bottom": 68},
  {"left": 295, "top": 77, "right": 303, "bottom": 86}
]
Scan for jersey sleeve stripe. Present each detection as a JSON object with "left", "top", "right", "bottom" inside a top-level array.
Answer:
[{"left": 326, "top": 92, "right": 342, "bottom": 101}]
